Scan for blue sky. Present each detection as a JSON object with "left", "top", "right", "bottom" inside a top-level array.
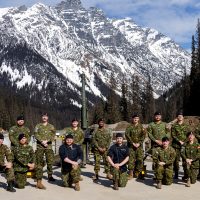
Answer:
[{"left": 0, "top": 0, "right": 200, "bottom": 51}]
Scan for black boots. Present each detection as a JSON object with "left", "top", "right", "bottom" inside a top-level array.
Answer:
[{"left": 7, "top": 181, "right": 16, "bottom": 192}]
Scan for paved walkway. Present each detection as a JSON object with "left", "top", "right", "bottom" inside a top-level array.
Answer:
[{"left": 0, "top": 161, "right": 199, "bottom": 200}]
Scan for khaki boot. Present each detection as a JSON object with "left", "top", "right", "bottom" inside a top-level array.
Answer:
[
  {"left": 106, "top": 172, "right": 113, "bottom": 180},
  {"left": 74, "top": 182, "right": 80, "bottom": 191},
  {"left": 128, "top": 170, "right": 133, "bottom": 180},
  {"left": 113, "top": 181, "right": 119, "bottom": 190},
  {"left": 186, "top": 178, "right": 191, "bottom": 187},
  {"left": 36, "top": 180, "right": 46, "bottom": 190},
  {"left": 156, "top": 180, "right": 162, "bottom": 189}
]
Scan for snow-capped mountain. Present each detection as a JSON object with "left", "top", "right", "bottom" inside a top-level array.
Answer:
[{"left": 0, "top": 0, "right": 190, "bottom": 107}]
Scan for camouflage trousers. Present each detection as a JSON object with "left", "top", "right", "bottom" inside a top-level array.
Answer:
[
  {"left": 185, "top": 164, "right": 198, "bottom": 184},
  {"left": 61, "top": 167, "right": 81, "bottom": 187},
  {"left": 35, "top": 148, "right": 54, "bottom": 180},
  {"left": 112, "top": 168, "right": 128, "bottom": 187},
  {"left": 0, "top": 166, "right": 15, "bottom": 182},
  {"left": 93, "top": 150, "right": 110, "bottom": 174},
  {"left": 173, "top": 148, "right": 187, "bottom": 173},
  {"left": 15, "top": 172, "right": 27, "bottom": 188},
  {"left": 128, "top": 146, "right": 143, "bottom": 172},
  {"left": 155, "top": 165, "right": 173, "bottom": 185}
]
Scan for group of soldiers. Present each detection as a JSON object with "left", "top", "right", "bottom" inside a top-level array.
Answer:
[{"left": 0, "top": 111, "right": 200, "bottom": 192}]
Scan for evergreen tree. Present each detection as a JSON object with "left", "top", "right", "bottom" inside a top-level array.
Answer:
[{"left": 120, "top": 78, "right": 128, "bottom": 121}]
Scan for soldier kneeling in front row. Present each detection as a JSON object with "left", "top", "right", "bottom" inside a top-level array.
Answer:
[
  {"left": 59, "top": 134, "right": 83, "bottom": 191},
  {"left": 107, "top": 133, "right": 129, "bottom": 190},
  {"left": 0, "top": 133, "right": 16, "bottom": 192},
  {"left": 153, "top": 136, "right": 176, "bottom": 189}
]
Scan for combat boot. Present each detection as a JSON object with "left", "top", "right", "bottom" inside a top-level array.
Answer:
[
  {"left": 174, "top": 171, "right": 178, "bottom": 179},
  {"left": 156, "top": 180, "right": 162, "bottom": 189},
  {"left": 106, "top": 172, "right": 113, "bottom": 180},
  {"left": 113, "top": 181, "right": 119, "bottom": 190},
  {"left": 186, "top": 178, "right": 191, "bottom": 187},
  {"left": 128, "top": 170, "right": 133, "bottom": 180},
  {"left": 74, "top": 182, "right": 80, "bottom": 191},
  {"left": 92, "top": 173, "right": 99, "bottom": 181},
  {"left": 48, "top": 175, "right": 56, "bottom": 182},
  {"left": 36, "top": 180, "right": 46, "bottom": 190},
  {"left": 7, "top": 181, "right": 16, "bottom": 192}
]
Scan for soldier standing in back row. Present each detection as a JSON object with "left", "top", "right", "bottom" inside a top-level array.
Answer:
[
  {"left": 34, "top": 113, "right": 56, "bottom": 189},
  {"left": 0, "top": 133, "right": 16, "bottom": 192},
  {"left": 92, "top": 118, "right": 112, "bottom": 181},
  {"left": 125, "top": 114, "right": 145, "bottom": 180},
  {"left": 9, "top": 115, "right": 31, "bottom": 149},
  {"left": 13, "top": 134, "right": 35, "bottom": 189},
  {"left": 171, "top": 112, "right": 189, "bottom": 179},
  {"left": 194, "top": 124, "right": 200, "bottom": 179},
  {"left": 147, "top": 112, "right": 170, "bottom": 170}
]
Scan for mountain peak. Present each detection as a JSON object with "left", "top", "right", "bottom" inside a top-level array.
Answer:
[{"left": 56, "top": 0, "right": 82, "bottom": 10}]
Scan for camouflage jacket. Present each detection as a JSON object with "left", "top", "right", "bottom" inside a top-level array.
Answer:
[
  {"left": 125, "top": 123, "right": 145, "bottom": 147},
  {"left": 181, "top": 142, "right": 200, "bottom": 168},
  {"left": 0, "top": 144, "right": 13, "bottom": 166},
  {"left": 171, "top": 122, "right": 189, "bottom": 149},
  {"left": 153, "top": 146, "right": 176, "bottom": 167},
  {"left": 92, "top": 127, "right": 112, "bottom": 150},
  {"left": 9, "top": 125, "right": 31, "bottom": 147},
  {"left": 148, "top": 121, "right": 170, "bottom": 147},
  {"left": 64, "top": 127, "right": 84, "bottom": 145},
  {"left": 34, "top": 123, "right": 56, "bottom": 149},
  {"left": 13, "top": 144, "right": 35, "bottom": 172},
  {"left": 195, "top": 125, "right": 200, "bottom": 142}
]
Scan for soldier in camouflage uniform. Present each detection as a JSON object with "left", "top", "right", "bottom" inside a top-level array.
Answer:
[
  {"left": 34, "top": 113, "right": 56, "bottom": 189},
  {"left": 59, "top": 134, "right": 83, "bottom": 191},
  {"left": 153, "top": 136, "right": 176, "bottom": 189},
  {"left": 125, "top": 114, "right": 145, "bottom": 179},
  {"left": 171, "top": 112, "right": 189, "bottom": 179},
  {"left": 181, "top": 131, "right": 200, "bottom": 187},
  {"left": 0, "top": 133, "right": 16, "bottom": 192},
  {"left": 147, "top": 112, "right": 170, "bottom": 171},
  {"left": 107, "top": 133, "right": 129, "bottom": 190},
  {"left": 13, "top": 133, "right": 35, "bottom": 189},
  {"left": 9, "top": 115, "right": 31, "bottom": 149},
  {"left": 194, "top": 124, "right": 200, "bottom": 179},
  {"left": 92, "top": 118, "right": 112, "bottom": 180}
]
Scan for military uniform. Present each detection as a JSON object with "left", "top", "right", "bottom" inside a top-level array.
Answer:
[
  {"left": 194, "top": 125, "right": 200, "bottom": 178},
  {"left": 64, "top": 127, "right": 84, "bottom": 145},
  {"left": 181, "top": 142, "right": 200, "bottom": 184},
  {"left": 0, "top": 144, "right": 15, "bottom": 185},
  {"left": 9, "top": 125, "right": 31, "bottom": 148},
  {"left": 92, "top": 127, "right": 112, "bottom": 175},
  {"left": 125, "top": 123, "right": 145, "bottom": 175},
  {"left": 153, "top": 146, "right": 176, "bottom": 185},
  {"left": 59, "top": 143, "right": 83, "bottom": 188},
  {"left": 171, "top": 122, "right": 189, "bottom": 176},
  {"left": 34, "top": 123, "right": 56, "bottom": 180},
  {"left": 13, "top": 144, "right": 35, "bottom": 188},
  {"left": 107, "top": 143, "right": 129, "bottom": 188}
]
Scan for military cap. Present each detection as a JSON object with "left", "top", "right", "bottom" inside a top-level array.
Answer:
[
  {"left": 162, "top": 136, "right": 169, "bottom": 142},
  {"left": 17, "top": 115, "right": 25, "bottom": 121},
  {"left": 18, "top": 133, "right": 26, "bottom": 141},
  {"left": 98, "top": 118, "right": 104, "bottom": 123},
  {"left": 116, "top": 133, "right": 123, "bottom": 138},
  {"left": 42, "top": 112, "right": 48, "bottom": 116},
  {"left": 0, "top": 133, "right": 4, "bottom": 140},
  {"left": 71, "top": 118, "right": 79, "bottom": 122},
  {"left": 176, "top": 110, "right": 183, "bottom": 116},
  {"left": 186, "top": 131, "right": 195, "bottom": 137},
  {"left": 154, "top": 111, "right": 161, "bottom": 116},
  {"left": 132, "top": 113, "right": 139, "bottom": 118}
]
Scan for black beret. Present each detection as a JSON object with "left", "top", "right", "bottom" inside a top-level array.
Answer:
[
  {"left": 65, "top": 134, "right": 74, "bottom": 139},
  {"left": 176, "top": 111, "right": 183, "bottom": 116},
  {"left": 162, "top": 136, "right": 169, "bottom": 142},
  {"left": 186, "top": 131, "right": 194, "bottom": 137},
  {"left": 17, "top": 115, "right": 25, "bottom": 121},
  {"left": 71, "top": 118, "right": 79, "bottom": 122},
  {"left": 98, "top": 118, "right": 104, "bottom": 123},
  {"left": 132, "top": 113, "right": 139, "bottom": 118},
  {"left": 18, "top": 133, "right": 26, "bottom": 141},
  {"left": 42, "top": 113, "right": 48, "bottom": 116},
  {"left": 116, "top": 133, "right": 123, "bottom": 138},
  {"left": 154, "top": 111, "right": 161, "bottom": 116},
  {"left": 0, "top": 133, "right": 4, "bottom": 140}
]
